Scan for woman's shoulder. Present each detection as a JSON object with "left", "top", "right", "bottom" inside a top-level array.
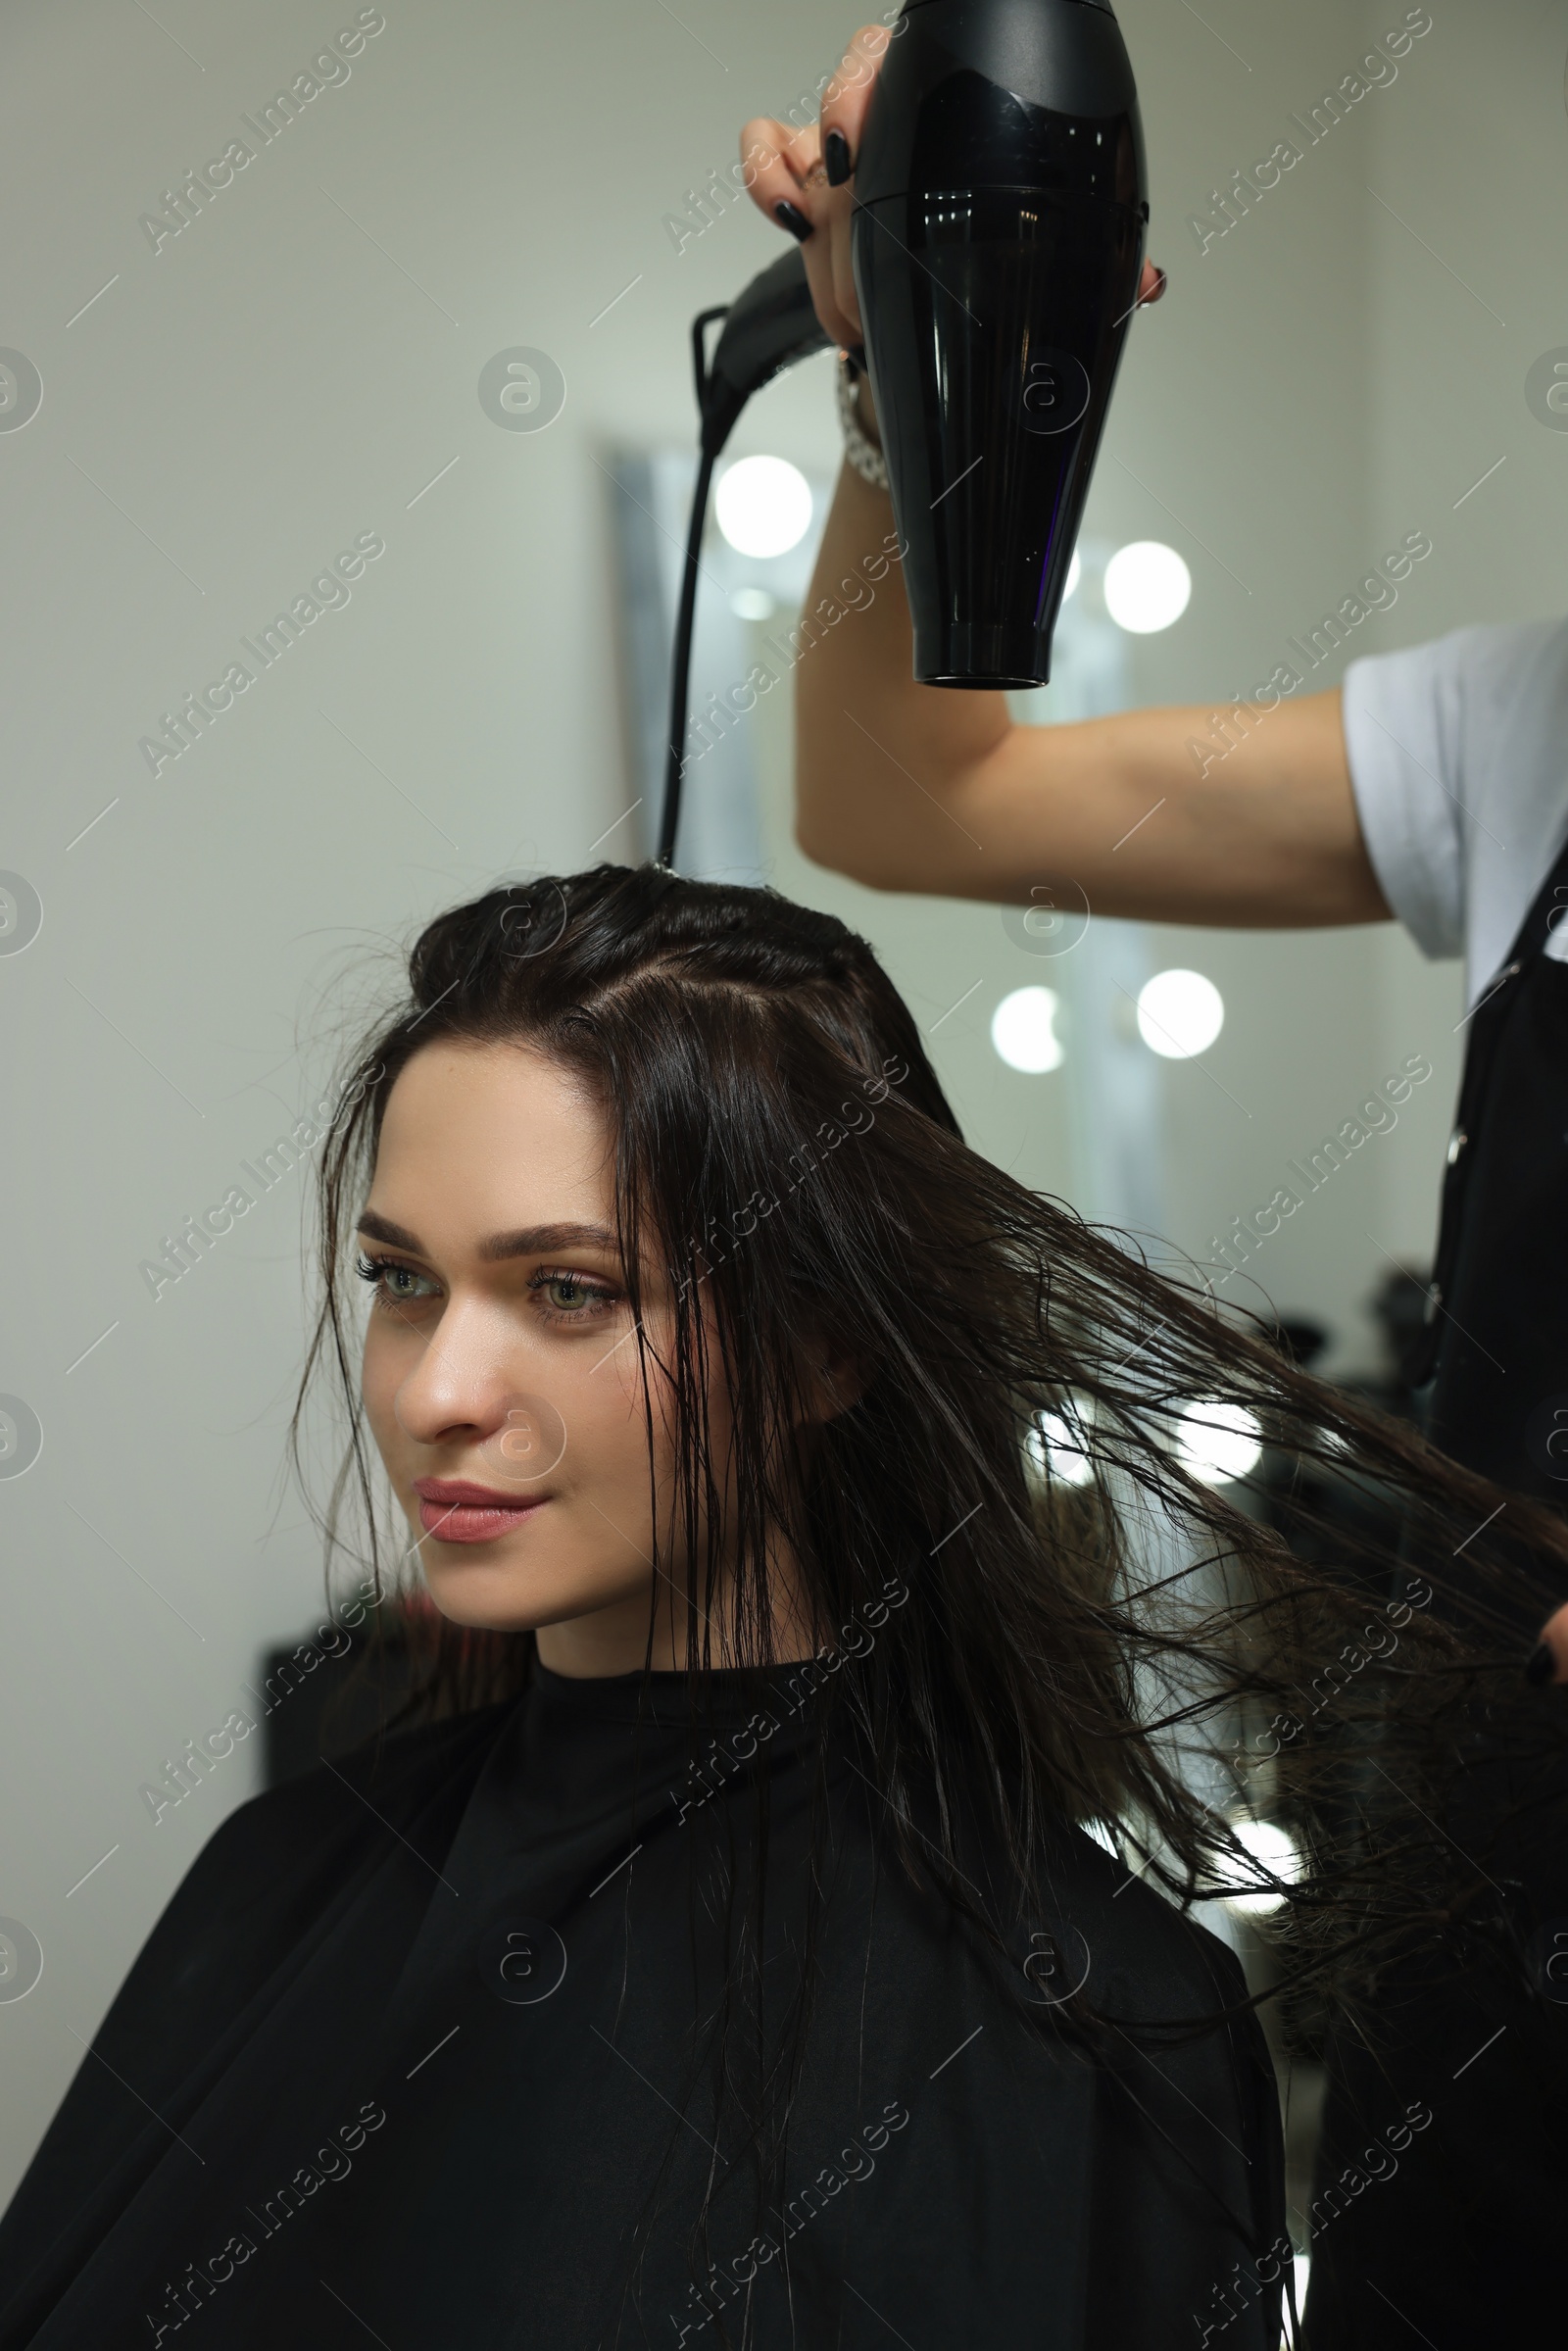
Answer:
[
  {"left": 0, "top": 1700, "right": 519, "bottom": 2286},
  {"left": 208, "top": 1697, "right": 514, "bottom": 1872},
  {"left": 1036, "top": 1819, "right": 1251, "bottom": 2021},
  {"left": 112, "top": 1700, "right": 515, "bottom": 2041},
  {"left": 872, "top": 1739, "right": 1252, "bottom": 2022}
]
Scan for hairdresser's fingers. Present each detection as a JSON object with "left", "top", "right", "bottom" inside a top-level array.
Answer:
[
  {"left": 1526, "top": 1602, "right": 1568, "bottom": 1688},
  {"left": 1137, "top": 260, "right": 1168, "bottom": 306},
  {"left": 739, "top": 114, "right": 861, "bottom": 351},
  {"left": 740, "top": 115, "right": 820, "bottom": 240},
  {"left": 817, "top": 24, "right": 895, "bottom": 342},
  {"left": 818, "top": 24, "right": 894, "bottom": 163}
]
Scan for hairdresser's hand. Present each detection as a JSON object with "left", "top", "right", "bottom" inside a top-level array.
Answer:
[
  {"left": 1527, "top": 1603, "right": 1568, "bottom": 1688},
  {"left": 740, "top": 25, "right": 889, "bottom": 352},
  {"left": 742, "top": 25, "right": 1168, "bottom": 365}
]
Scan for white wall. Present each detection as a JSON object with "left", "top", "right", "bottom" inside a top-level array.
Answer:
[{"left": 0, "top": 0, "right": 1549, "bottom": 2197}]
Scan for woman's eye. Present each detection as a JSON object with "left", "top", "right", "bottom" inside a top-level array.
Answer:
[
  {"left": 538, "top": 1272, "right": 614, "bottom": 1319},
  {"left": 357, "top": 1252, "right": 439, "bottom": 1307}
]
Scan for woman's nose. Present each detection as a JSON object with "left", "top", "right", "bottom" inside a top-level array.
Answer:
[{"left": 391, "top": 1298, "right": 519, "bottom": 1447}]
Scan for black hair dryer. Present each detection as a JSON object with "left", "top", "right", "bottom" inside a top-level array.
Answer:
[
  {"left": 659, "top": 0, "right": 1146, "bottom": 858},
  {"left": 855, "top": 0, "right": 1148, "bottom": 690}
]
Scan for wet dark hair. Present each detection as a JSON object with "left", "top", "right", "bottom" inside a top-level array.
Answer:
[{"left": 292, "top": 862, "right": 1567, "bottom": 2333}]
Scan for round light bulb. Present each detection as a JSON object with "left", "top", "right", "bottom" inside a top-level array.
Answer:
[
  {"left": 1222, "top": 1816, "right": 1304, "bottom": 1916},
  {"left": 1028, "top": 1406, "right": 1095, "bottom": 1488},
  {"left": 1176, "top": 1400, "right": 1262, "bottom": 1487},
  {"left": 1136, "top": 968, "right": 1224, "bottom": 1059},
  {"left": 991, "top": 986, "right": 1064, "bottom": 1074},
  {"left": 714, "top": 456, "right": 813, "bottom": 559},
  {"left": 1103, "top": 539, "right": 1192, "bottom": 634}
]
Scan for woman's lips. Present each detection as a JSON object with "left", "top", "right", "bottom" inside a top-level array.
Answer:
[{"left": 413, "top": 1477, "right": 550, "bottom": 1546}]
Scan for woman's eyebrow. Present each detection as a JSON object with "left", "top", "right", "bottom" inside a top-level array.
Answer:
[
  {"left": 355, "top": 1209, "right": 620, "bottom": 1263},
  {"left": 476, "top": 1221, "right": 620, "bottom": 1263}
]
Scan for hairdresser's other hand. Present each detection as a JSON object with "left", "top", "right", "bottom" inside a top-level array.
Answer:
[
  {"left": 741, "top": 24, "right": 890, "bottom": 351},
  {"left": 1527, "top": 1602, "right": 1568, "bottom": 1688},
  {"left": 742, "top": 24, "right": 1167, "bottom": 360}
]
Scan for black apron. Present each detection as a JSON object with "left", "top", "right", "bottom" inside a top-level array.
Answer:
[
  {"left": 1305, "top": 833, "right": 1568, "bottom": 2347},
  {"left": 1419, "top": 826, "right": 1568, "bottom": 1513}
]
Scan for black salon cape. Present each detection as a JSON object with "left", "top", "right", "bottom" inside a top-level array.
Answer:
[{"left": 0, "top": 1663, "right": 1284, "bottom": 2349}]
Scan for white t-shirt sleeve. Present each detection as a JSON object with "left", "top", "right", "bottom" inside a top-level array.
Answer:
[
  {"left": 1341, "top": 630, "right": 1474, "bottom": 959},
  {"left": 1342, "top": 618, "right": 1568, "bottom": 973}
]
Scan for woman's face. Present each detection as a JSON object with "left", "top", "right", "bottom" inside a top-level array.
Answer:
[{"left": 358, "top": 1039, "right": 741, "bottom": 1675}]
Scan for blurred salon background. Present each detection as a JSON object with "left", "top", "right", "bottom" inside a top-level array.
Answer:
[{"left": 1, "top": 0, "right": 1560, "bottom": 2276}]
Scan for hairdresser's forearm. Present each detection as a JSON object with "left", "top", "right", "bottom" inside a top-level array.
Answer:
[
  {"left": 794, "top": 457, "right": 1011, "bottom": 888},
  {"left": 793, "top": 471, "right": 1390, "bottom": 928}
]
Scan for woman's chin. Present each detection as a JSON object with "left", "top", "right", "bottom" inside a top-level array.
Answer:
[
  {"left": 420, "top": 1568, "right": 557, "bottom": 1634},
  {"left": 417, "top": 1547, "right": 643, "bottom": 1640}
]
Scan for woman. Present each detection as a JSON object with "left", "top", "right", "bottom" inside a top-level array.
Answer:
[{"left": 0, "top": 866, "right": 1558, "bottom": 2350}]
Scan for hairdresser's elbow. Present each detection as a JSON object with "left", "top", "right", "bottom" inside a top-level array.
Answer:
[{"left": 794, "top": 793, "right": 890, "bottom": 890}]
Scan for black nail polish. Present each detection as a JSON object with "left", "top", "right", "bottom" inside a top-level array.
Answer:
[
  {"left": 824, "top": 128, "right": 853, "bottom": 186},
  {"left": 1525, "top": 1641, "right": 1558, "bottom": 1688},
  {"left": 1152, "top": 265, "right": 1169, "bottom": 300},
  {"left": 773, "top": 199, "right": 813, "bottom": 242}
]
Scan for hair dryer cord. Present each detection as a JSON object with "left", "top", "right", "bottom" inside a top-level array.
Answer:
[
  {"left": 654, "top": 252, "right": 829, "bottom": 869},
  {"left": 656, "top": 308, "right": 728, "bottom": 869},
  {"left": 656, "top": 440, "right": 717, "bottom": 869}
]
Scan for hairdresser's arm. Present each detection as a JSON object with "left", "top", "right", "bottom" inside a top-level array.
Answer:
[
  {"left": 742, "top": 35, "right": 1392, "bottom": 932},
  {"left": 798, "top": 446, "right": 1385, "bottom": 927}
]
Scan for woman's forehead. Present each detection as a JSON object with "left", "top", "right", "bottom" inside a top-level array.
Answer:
[{"left": 371, "top": 1043, "right": 615, "bottom": 1236}]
